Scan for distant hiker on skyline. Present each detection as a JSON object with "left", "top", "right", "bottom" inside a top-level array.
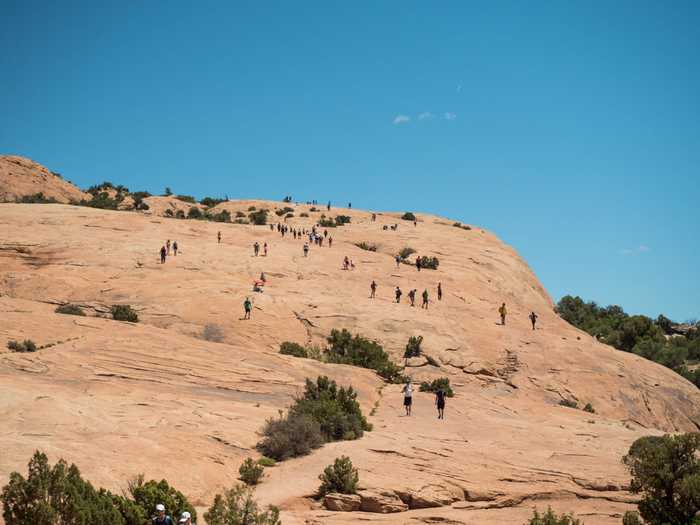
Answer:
[
  {"left": 303, "top": 243, "right": 309, "bottom": 257},
  {"left": 437, "top": 282, "right": 442, "bottom": 301},
  {"left": 372, "top": 213, "right": 376, "bottom": 221},
  {"left": 172, "top": 241, "right": 178, "bottom": 256},
  {"left": 166, "top": 239, "right": 171, "bottom": 255},
  {"left": 408, "top": 289, "right": 416, "bottom": 307},
  {"left": 348, "top": 202, "right": 352, "bottom": 208},
  {"left": 529, "top": 311, "right": 538, "bottom": 330},
  {"left": 499, "top": 303, "right": 507, "bottom": 325},
  {"left": 254, "top": 242, "right": 260, "bottom": 256},
  {"left": 435, "top": 388, "right": 446, "bottom": 420},
  {"left": 402, "top": 380, "right": 413, "bottom": 416},
  {"left": 160, "top": 245, "right": 167, "bottom": 264},
  {"left": 421, "top": 289, "right": 429, "bottom": 309},
  {"left": 327, "top": 201, "right": 331, "bottom": 211},
  {"left": 243, "top": 297, "right": 252, "bottom": 320},
  {"left": 395, "top": 286, "right": 402, "bottom": 303},
  {"left": 370, "top": 280, "right": 377, "bottom": 298},
  {"left": 153, "top": 504, "right": 173, "bottom": 525},
  {"left": 217, "top": 231, "right": 221, "bottom": 244}
]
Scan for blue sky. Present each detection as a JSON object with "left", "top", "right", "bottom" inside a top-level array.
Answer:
[{"left": 1, "top": 1, "right": 698, "bottom": 321}]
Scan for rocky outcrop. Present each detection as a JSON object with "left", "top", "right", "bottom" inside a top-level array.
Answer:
[
  {"left": 323, "top": 493, "right": 361, "bottom": 511},
  {"left": 358, "top": 490, "right": 408, "bottom": 513},
  {"left": 0, "top": 155, "right": 88, "bottom": 203}
]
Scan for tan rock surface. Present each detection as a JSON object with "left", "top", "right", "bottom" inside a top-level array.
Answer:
[
  {"left": 1, "top": 200, "right": 699, "bottom": 525},
  {"left": 0, "top": 156, "right": 89, "bottom": 203}
]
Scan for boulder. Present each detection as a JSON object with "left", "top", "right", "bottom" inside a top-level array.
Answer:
[
  {"left": 409, "top": 485, "right": 463, "bottom": 508},
  {"left": 323, "top": 493, "right": 361, "bottom": 512},
  {"left": 358, "top": 489, "right": 408, "bottom": 513}
]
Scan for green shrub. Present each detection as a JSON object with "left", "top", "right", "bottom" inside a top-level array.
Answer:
[
  {"left": 164, "top": 187, "right": 173, "bottom": 196},
  {"left": 164, "top": 209, "right": 174, "bottom": 217},
  {"left": 202, "top": 324, "right": 224, "bottom": 342},
  {"left": 257, "top": 413, "right": 324, "bottom": 461},
  {"left": 208, "top": 210, "right": 231, "bottom": 223},
  {"left": 335, "top": 215, "right": 351, "bottom": 225},
  {"left": 1, "top": 451, "right": 125, "bottom": 525},
  {"left": 175, "top": 210, "right": 186, "bottom": 219},
  {"left": 235, "top": 211, "right": 246, "bottom": 218},
  {"left": 404, "top": 335, "right": 423, "bottom": 360},
  {"left": 257, "top": 457, "right": 276, "bottom": 468},
  {"left": 417, "top": 256, "right": 439, "bottom": 269},
  {"left": 187, "top": 207, "right": 203, "bottom": 219},
  {"left": 200, "top": 197, "right": 226, "bottom": 207},
  {"left": 325, "top": 329, "right": 406, "bottom": 383},
  {"left": 204, "top": 485, "right": 280, "bottom": 525},
  {"left": 622, "top": 511, "right": 642, "bottom": 525},
  {"left": 79, "top": 192, "right": 120, "bottom": 209},
  {"left": 623, "top": 433, "right": 700, "bottom": 525},
  {"left": 291, "top": 376, "right": 372, "bottom": 442},
  {"left": 234, "top": 218, "right": 249, "bottom": 224},
  {"left": 7, "top": 340, "right": 37, "bottom": 353},
  {"left": 55, "top": 304, "right": 86, "bottom": 316},
  {"left": 355, "top": 242, "right": 377, "bottom": 252},
  {"left": 16, "top": 192, "right": 58, "bottom": 204},
  {"left": 319, "top": 217, "right": 336, "bottom": 228},
  {"left": 583, "top": 403, "right": 595, "bottom": 413},
  {"left": 128, "top": 476, "right": 196, "bottom": 524},
  {"left": 239, "top": 458, "right": 264, "bottom": 486},
  {"left": 559, "top": 399, "right": 578, "bottom": 409},
  {"left": 249, "top": 209, "right": 268, "bottom": 225},
  {"left": 526, "top": 507, "right": 582, "bottom": 524},
  {"left": 111, "top": 304, "right": 139, "bottom": 323},
  {"left": 275, "top": 207, "right": 294, "bottom": 216},
  {"left": 309, "top": 206, "right": 318, "bottom": 212},
  {"left": 452, "top": 222, "right": 472, "bottom": 230},
  {"left": 248, "top": 206, "right": 256, "bottom": 211},
  {"left": 318, "top": 456, "right": 359, "bottom": 496},
  {"left": 175, "top": 195, "right": 196, "bottom": 204},
  {"left": 419, "top": 377, "right": 454, "bottom": 397},
  {"left": 279, "top": 341, "right": 308, "bottom": 358},
  {"left": 401, "top": 212, "right": 416, "bottom": 221},
  {"left": 285, "top": 213, "right": 294, "bottom": 218},
  {"left": 398, "top": 247, "right": 416, "bottom": 260},
  {"left": 300, "top": 212, "right": 309, "bottom": 217}
]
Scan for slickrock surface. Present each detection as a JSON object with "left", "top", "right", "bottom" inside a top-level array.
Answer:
[
  {"left": 0, "top": 156, "right": 89, "bottom": 203},
  {"left": 1, "top": 200, "right": 698, "bottom": 524}
]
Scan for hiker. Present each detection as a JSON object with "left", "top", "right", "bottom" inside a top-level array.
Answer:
[
  {"left": 243, "top": 297, "right": 252, "bottom": 320},
  {"left": 324, "top": 229, "right": 328, "bottom": 238},
  {"left": 349, "top": 259, "right": 355, "bottom": 269},
  {"left": 402, "top": 380, "right": 413, "bottom": 416},
  {"left": 260, "top": 272, "right": 266, "bottom": 283},
  {"left": 263, "top": 242, "right": 268, "bottom": 256},
  {"left": 178, "top": 511, "right": 193, "bottom": 524},
  {"left": 348, "top": 202, "right": 352, "bottom": 208},
  {"left": 499, "top": 303, "right": 507, "bottom": 325},
  {"left": 414, "top": 220, "right": 417, "bottom": 227},
  {"left": 437, "top": 282, "right": 442, "bottom": 301},
  {"left": 254, "top": 242, "right": 260, "bottom": 256},
  {"left": 327, "top": 201, "right": 331, "bottom": 211},
  {"left": 270, "top": 224, "right": 274, "bottom": 231},
  {"left": 166, "top": 240, "right": 171, "bottom": 255},
  {"left": 160, "top": 245, "right": 167, "bottom": 264},
  {"left": 372, "top": 213, "right": 376, "bottom": 222},
  {"left": 370, "top": 280, "right": 377, "bottom": 298},
  {"left": 303, "top": 243, "right": 309, "bottom": 257},
  {"left": 343, "top": 256, "right": 349, "bottom": 270},
  {"left": 328, "top": 236, "right": 333, "bottom": 248},
  {"left": 421, "top": 289, "right": 429, "bottom": 309},
  {"left": 395, "top": 255, "right": 401, "bottom": 268},
  {"left": 416, "top": 257, "right": 421, "bottom": 272},
  {"left": 435, "top": 388, "right": 446, "bottom": 419},
  {"left": 217, "top": 231, "right": 221, "bottom": 244},
  {"left": 395, "top": 286, "right": 402, "bottom": 303},
  {"left": 153, "top": 504, "right": 174, "bottom": 525},
  {"left": 408, "top": 289, "right": 416, "bottom": 307},
  {"left": 529, "top": 311, "right": 538, "bottom": 330},
  {"left": 173, "top": 241, "right": 178, "bottom": 256}
]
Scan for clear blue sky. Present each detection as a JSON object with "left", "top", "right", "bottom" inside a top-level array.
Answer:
[{"left": 1, "top": 1, "right": 698, "bottom": 321}]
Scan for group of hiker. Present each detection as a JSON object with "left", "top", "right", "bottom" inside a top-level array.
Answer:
[
  {"left": 152, "top": 503, "right": 192, "bottom": 524},
  {"left": 402, "top": 380, "right": 447, "bottom": 419},
  {"left": 368, "top": 282, "right": 443, "bottom": 310},
  {"left": 498, "top": 302, "right": 540, "bottom": 330},
  {"left": 159, "top": 239, "right": 179, "bottom": 263}
]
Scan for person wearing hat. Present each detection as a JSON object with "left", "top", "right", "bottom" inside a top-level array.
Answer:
[
  {"left": 153, "top": 504, "right": 174, "bottom": 525},
  {"left": 179, "top": 511, "right": 194, "bottom": 524}
]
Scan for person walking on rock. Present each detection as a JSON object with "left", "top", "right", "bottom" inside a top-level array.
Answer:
[
  {"left": 529, "top": 311, "right": 538, "bottom": 330},
  {"left": 153, "top": 504, "right": 174, "bottom": 525},
  {"left": 178, "top": 511, "right": 193, "bottom": 524},
  {"left": 437, "top": 282, "right": 442, "bottom": 301},
  {"left": 173, "top": 241, "right": 178, "bottom": 256},
  {"left": 435, "top": 388, "right": 446, "bottom": 420},
  {"left": 217, "top": 231, "right": 221, "bottom": 244},
  {"left": 160, "top": 245, "right": 167, "bottom": 264},
  {"left": 166, "top": 240, "right": 171, "bottom": 255},
  {"left": 370, "top": 280, "right": 377, "bottom": 298},
  {"left": 263, "top": 242, "right": 268, "bottom": 256},
  {"left": 499, "top": 303, "right": 507, "bottom": 326},
  {"left": 416, "top": 257, "right": 421, "bottom": 272},
  {"left": 421, "top": 289, "right": 429, "bottom": 309},
  {"left": 402, "top": 380, "right": 413, "bottom": 416},
  {"left": 408, "top": 289, "right": 416, "bottom": 307},
  {"left": 395, "top": 286, "right": 402, "bottom": 303},
  {"left": 253, "top": 242, "right": 260, "bottom": 256},
  {"left": 395, "top": 255, "right": 401, "bottom": 268},
  {"left": 243, "top": 297, "right": 252, "bottom": 320},
  {"left": 328, "top": 236, "right": 333, "bottom": 248},
  {"left": 303, "top": 243, "right": 309, "bottom": 257}
]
